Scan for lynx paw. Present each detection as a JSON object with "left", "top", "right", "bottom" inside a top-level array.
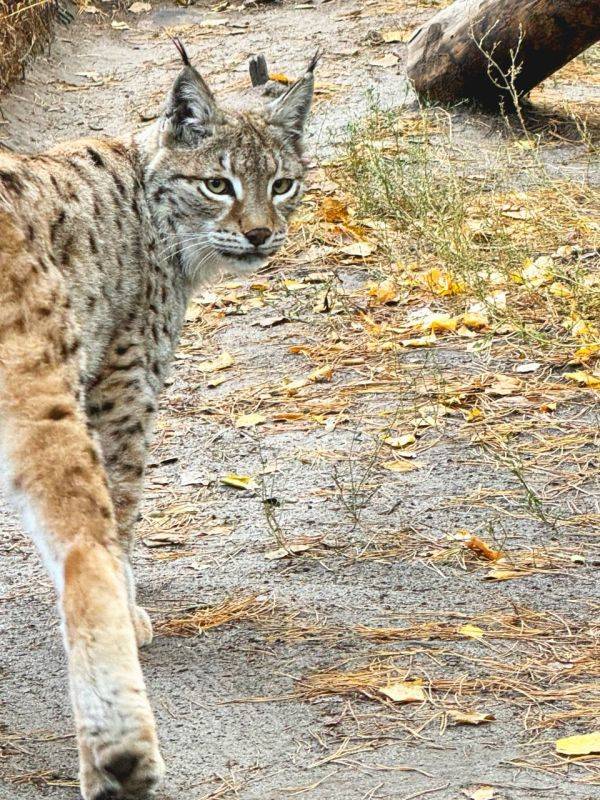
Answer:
[
  {"left": 133, "top": 606, "right": 153, "bottom": 648},
  {"left": 80, "top": 729, "right": 165, "bottom": 800}
]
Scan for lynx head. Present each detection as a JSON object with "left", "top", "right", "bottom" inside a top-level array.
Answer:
[{"left": 143, "top": 42, "right": 317, "bottom": 285}]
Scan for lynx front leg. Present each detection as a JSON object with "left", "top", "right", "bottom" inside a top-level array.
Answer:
[
  {"left": 86, "top": 348, "right": 158, "bottom": 648},
  {"left": 1, "top": 370, "right": 164, "bottom": 799}
]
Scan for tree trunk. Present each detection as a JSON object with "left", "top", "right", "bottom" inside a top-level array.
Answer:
[{"left": 406, "top": 0, "right": 600, "bottom": 106}]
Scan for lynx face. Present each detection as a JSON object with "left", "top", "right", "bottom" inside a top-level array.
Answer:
[{"left": 143, "top": 57, "right": 315, "bottom": 284}]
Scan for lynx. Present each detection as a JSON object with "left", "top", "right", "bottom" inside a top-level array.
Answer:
[{"left": 0, "top": 42, "right": 315, "bottom": 799}]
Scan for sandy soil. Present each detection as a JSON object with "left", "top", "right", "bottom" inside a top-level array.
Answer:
[{"left": 0, "top": 2, "right": 598, "bottom": 799}]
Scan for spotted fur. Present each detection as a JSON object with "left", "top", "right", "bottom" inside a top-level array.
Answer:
[{"left": 0, "top": 50, "right": 314, "bottom": 800}]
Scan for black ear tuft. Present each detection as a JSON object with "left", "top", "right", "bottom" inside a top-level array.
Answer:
[
  {"left": 307, "top": 49, "right": 323, "bottom": 74},
  {"left": 163, "top": 59, "right": 220, "bottom": 146},
  {"left": 172, "top": 37, "right": 191, "bottom": 67},
  {"left": 266, "top": 54, "right": 319, "bottom": 141},
  {"left": 249, "top": 54, "right": 269, "bottom": 87}
]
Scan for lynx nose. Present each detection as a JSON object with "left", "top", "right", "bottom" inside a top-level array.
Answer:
[{"left": 244, "top": 227, "right": 272, "bottom": 247}]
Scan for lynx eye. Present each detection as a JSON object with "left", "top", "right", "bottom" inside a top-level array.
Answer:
[
  {"left": 272, "top": 178, "right": 294, "bottom": 196},
  {"left": 203, "top": 178, "right": 233, "bottom": 196}
]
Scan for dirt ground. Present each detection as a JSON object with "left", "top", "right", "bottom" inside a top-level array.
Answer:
[{"left": 0, "top": 2, "right": 599, "bottom": 799}]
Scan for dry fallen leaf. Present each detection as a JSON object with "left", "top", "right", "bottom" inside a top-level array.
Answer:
[
  {"left": 461, "top": 311, "right": 489, "bottom": 330},
  {"left": 485, "top": 567, "right": 531, "bottom": 581},
  {"left": 264, "top": 543, "right": 312, "bottom": 560},
  {"left": 458, "top": 623, "right": 485, "bottom": 639},
  {"left": 514, "top": 361, "right": 541, "bottom": 374},
  {"left": 520, "top": 255, "right": 553, "bottom": 287},
  {"left": 319, "top": 196, "right": 350, "bottom": 224},
  {"left": 571, "top": 344, "right": 600, "bottom": 363},
  {"left": 487, "top": 374, "right": 521, "bottom": 397},
  {"left": 383, "top": 459, "right": 423, "bottom": 473},
  {"left": 400, "top": 334, "right": 437, "bottom": 348},
  {"left": 367, "top": 278, "right": 398, "bottom": 305},
  {"left": 463, "top": 788, "right": 496, "bottom": 800},
  {"left": 465, "top": 407, "right": 485, "bottom": 423},
  {"left": 197, "top": 352, "right": 234, "bottom": 373},
  {"left": 129, "top": 1, "right": 151, "bottom": 12},
  {"left": 220, "top": 473, "right": 255, "bottom": 490},
  {"left": 556, "top": 731, "right": 600, "bottom": 756},
  {"left": 383, "top": 433, "right": 416, "bottom": 449},
  {"left": 564, "top": 370, "right": 600, "bottom": 389},
  {"left": 420, "top": 313, "right": 457, "bottom": 333},
  {"left": 369, "top": 53, "right": 398, "bottom": 68},
  {"left": 235, "top": 413, "right": 266, "bottom": 428},
  {"left": 379, "top": 681, "right": 426, "bottom": 703},
  {"left": 422, "top": 267, "right": 463, "bottom": 296},
  {"left": 381, "top": 28, "right": 409, "bottom": 43},
  {"left": 341, "top": 241, "right": 376, "bottom": 257},
  {"left": 448, "top": 709, "right": 495, "bottom": 726},
  {"left": 467, "top": 536, "right": 503, "bottom": 561},
  {"left": 111, "top": 19, "right": 130, "bottom": 29}
]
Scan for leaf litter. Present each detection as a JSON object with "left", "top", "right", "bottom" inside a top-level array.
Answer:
[{"left": 9, "top": 3, "right": 600, "bottom": 797}]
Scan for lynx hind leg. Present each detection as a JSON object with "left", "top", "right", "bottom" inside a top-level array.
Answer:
[
  {"left": 0, "top": 215, "right": 164, "bottom": 798},
  {"left": 86, "top": 349, "right": 158, "bottom": 649}
]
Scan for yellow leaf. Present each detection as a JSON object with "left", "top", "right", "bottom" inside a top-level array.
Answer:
[
  {"left": 400, "top": 334, "right": 437, "bottom": 348},
  {"left": 220, "top": 473, "right": 255, "bottom": 490},
  {"left": 235, "top": 413, "right": 266, "bottom": 428},
  {"left": 465, "top": 407, "right": 484, "bottom": 422},
  {"left": 384, "top": 433, "right": 416, "bottom": 449},
  {"left": 197, "top": 351, "right": 234, "bottom": 373},
  {"left": 556, "top": 732, "right": 600, "bottom": 756},
  {"left": 565, "top": 370, "right": 600, "bottom": 389},
  {"left": 367, "top": 278, "right": 398, "bottom": 305},
  {"left": 341, "top": 241, "right": 376, "bottom": 257},
  {"left": 571, "top": 319, "right": 594, "bottom": 339},
  {"left": 283, "top": 278, "right": 304, "bottom": 291},
  {"left": 548, "top": 281, "right": 573, "bottom": 299},
  {"left": 319, "top": 196, "right": 350, "bottom": 224},
  {"left": 458, "top": 624, "right": 485, "bottom": 639},
  {"left": 268, "top": 72, "right": 293, "bottom": 85},
  {"left": 381, "top": 28, "right": 409, "bottom": 42},
  {"left": 572, "top": 344, "right": 600, "bottom": 363},
  {"left": 461, "top": 311, "right": 489, "bottom": 330},
  {"left": 422, "top": 267, "right": 464, "bottom": 296},
  {"left": 379, "top": 681, "right": 426, "bottom": 703},
  {"left": 111, "top": 19, "right": 130, "bottom": 29},
  {"left": 448, "top": 709, "right": 495, "bottom": 726},
  {"left": 521, "top": 255, "right": 553, "bottom": 287},
  {"left": 420, "top": 313, "right": 457, "bottom": 333},
  {"left": 383, "top": 459, "right": 423, "bottom": 473}
]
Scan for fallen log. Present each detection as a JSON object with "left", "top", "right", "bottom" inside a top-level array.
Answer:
[{"left": 406, "top": 0, "right": 600, "bottom": 106}]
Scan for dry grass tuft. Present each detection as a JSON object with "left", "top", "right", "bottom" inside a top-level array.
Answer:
[
  {"left": 0, "top": 0, "right": 57, "bottom": 95},
  {"left": 156, "top": 594, "right": 275, "bottom": 637}
]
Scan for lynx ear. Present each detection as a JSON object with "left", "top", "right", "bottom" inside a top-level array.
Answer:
[
  {"left": 164, "top": 39, "right": 220, "bottom": 146},
  {"left": 266, "top": 53, "right": 319, "bottom": 141}
]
